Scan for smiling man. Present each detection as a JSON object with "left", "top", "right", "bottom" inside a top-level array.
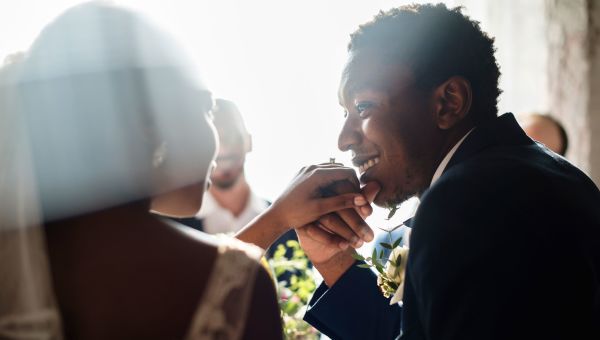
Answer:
[{"left": 298, "top": 4, "right": 600, "bottom": 340}]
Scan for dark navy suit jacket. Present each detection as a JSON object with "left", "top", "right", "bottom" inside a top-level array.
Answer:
[{"left": 304, "top": 113, "right": 600, "bottom": 340}]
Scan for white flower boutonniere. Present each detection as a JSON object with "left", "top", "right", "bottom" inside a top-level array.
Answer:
[
  {"left": 353, "top": 243, "right": 409, "bottom": 305},
  {"left": 382, "top": 245, "right": 409, "bottom": 305}
]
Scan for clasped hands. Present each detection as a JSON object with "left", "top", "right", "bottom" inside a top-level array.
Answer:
[
  {"left": 237, "top": 162, "right": 379, "bottom": 285},
  {"left": 266, "top": 163, "right": 380, "bottom": 283}
]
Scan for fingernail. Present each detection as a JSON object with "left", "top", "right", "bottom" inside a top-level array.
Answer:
[
  {"left": 339, "top": 241, "right": 349, "bottom": 250},
  {"left": 353, "top": 196, "right": 367, "bottom": 206},
  {"left": 360, "top": 206, "right": 371, "bottom": 217},
  {"left": 362, "top": 228, "right": 374, "bottom": 242},
  {"left": 354, "top": 239, "right": 364, "bottom": 248}
]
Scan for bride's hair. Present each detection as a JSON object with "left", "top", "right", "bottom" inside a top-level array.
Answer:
[{"left": 16, "top": 2, "right": 217, "bottom": 221}]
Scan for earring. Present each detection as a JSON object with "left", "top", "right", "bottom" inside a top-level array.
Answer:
[{"left": 152, "top": 142, "right": 168, "bottom": 168}]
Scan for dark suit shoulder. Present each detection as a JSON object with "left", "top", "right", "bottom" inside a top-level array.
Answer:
[
  {"left": 407, "top": 145, "right": 600, "bottom": 340},
  {"left": 432, "top": 143, "right": 599, "bottom": 214}
]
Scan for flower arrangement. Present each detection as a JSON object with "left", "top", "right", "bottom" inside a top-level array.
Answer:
[
  {"left": 268, "top": 240, "right": 320, "bottom": 339},
  {"left": 352, "top": 206, "right": 409, "bottom": 305}
]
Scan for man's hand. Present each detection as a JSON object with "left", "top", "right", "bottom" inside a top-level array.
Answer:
[{"left": 297, "top": 181, "right": 381, "bottom": 286}]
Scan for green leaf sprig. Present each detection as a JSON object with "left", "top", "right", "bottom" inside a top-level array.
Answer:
[
  {"left": 352, "top": 204, "right": 406, "bottom": 298},
  {"left": 268, "top": 240, "right": 320, "bottom": 339}
]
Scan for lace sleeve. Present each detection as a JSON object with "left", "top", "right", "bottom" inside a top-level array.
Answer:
[{"left": 185, "top": 238, "right": 264, "bottom": 340}]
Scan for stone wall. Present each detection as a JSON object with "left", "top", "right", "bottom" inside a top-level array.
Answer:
[
  {"left": 546, "top": 0, "right": 600, "bottom": 185},
  {"left": 459, "top": 0, "right": 600, "bottom": 186}
]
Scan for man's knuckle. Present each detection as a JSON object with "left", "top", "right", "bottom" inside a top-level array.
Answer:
[{"left": 318, "top": 215, "right": 328, "bottom": 224}]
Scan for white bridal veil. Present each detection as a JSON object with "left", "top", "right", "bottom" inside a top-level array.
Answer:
[
  {"left": 0, "top": 2, "right": 215, "bottom": 338},
  {"left": 0, "top": 56, "right": 63, "bottom": 339}
]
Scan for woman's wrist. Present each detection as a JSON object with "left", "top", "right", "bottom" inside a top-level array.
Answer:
[
  {"left": 236, "top": 205, "right": 290, "bottom": 250},
  {"left": 261, "top": 204, "right": 289, "bottom": 233}
]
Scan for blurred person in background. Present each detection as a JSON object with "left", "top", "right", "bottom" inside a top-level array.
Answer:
[
  {"left": 173, "top": 99, "right": 265, "bottom": 234},
  {"left": 171, "top": 99, "right": 297, "bottom": 257},
  {"left": 518, "top": 112, "right": 569, "bottom": 156}
]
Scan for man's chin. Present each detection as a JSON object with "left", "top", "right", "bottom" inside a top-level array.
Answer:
[
  {"left": 374, "top": 195, "right": 402, "bottom": 209},
  {"left": 372, "top": 195, "right": 389, "bottom": 208},
  {"left": 374, "top": 190, "right": 415, "bottom": 209}
]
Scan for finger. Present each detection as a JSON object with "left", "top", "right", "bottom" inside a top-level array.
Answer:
[
  {"left": 335, "top": 208, "right": 374, "bottom": 243},
  {"left": 318, "top": 213, "right": 363, "bottom": 248},
  {"left": 296, "top": 224, "right": 316, "bottom": 241},
  {"left": 311, "top": 193, "right": 365, "bottom": 219},
  {"left": 304, "top": 223, "right": 350, "bottom": 250},
  {"left": 320, "top": 179, "right": 360, "bottom": 201},
  {"left": 294, "top": 166, "right": 308, "bottom": 178},
  {"left": 355, "top": 204, "right": 372, "bottom": 219},
  {"left": 349, "top": 193, "right": 373, "bottom": 219},
  {"left": 361, "top": 181, "right": 381, "bottom": 203},
  {"left": 297, "top": 223, "right": 346, "bottom": 249},
  {"left": 311, "top": 167, "right": 360, "bottom": 191}
]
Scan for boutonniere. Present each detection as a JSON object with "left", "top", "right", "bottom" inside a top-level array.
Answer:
[
  {"left": 379, "top": 245, "right": 409, "bottom": 304},
  {"left": 352, "top": 205, "right": 409, "bottom": 305}
]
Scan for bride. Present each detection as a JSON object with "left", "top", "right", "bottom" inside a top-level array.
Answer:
[{"left": 0, "top": 2, "right": 371, "bottom": 339}]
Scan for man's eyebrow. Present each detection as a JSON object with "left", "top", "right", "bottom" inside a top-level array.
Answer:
[
  {"left": 340, "top": 83, "right": 365, "bottom": 102},
  {"left": 347, "top": 77, "right": 388, "bottom": 94}
]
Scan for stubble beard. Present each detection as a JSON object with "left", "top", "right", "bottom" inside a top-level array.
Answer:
[
  {"left": 211, "top": 168, "right": 244, "bottom": 190},
  {"left": 212, "top": 178, "right": 238, "bottom": 190},
  {"left": 385, "top": 165, "right": 428, "bottom": 208}
]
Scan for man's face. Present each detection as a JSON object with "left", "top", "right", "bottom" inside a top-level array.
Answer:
[
  {"left": 338, "top": 50, "right": 441, "bottom": 207},
  {"left": 210, "top": 129, "right": 246, "bottom": 190}
]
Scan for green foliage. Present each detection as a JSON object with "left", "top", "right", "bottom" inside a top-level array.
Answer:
[
  {"left": 380, "top": 242, "right": 393, "bottom": 249},
  {"left": 352, "top": 253, "right": 365, "bottom": 261},
  {"left": 268, "top": 240, "right": 319, "bottom": 339},
  {"left": 386, "top": 204, "right": 399, "bottom": 219},
  {"left": 356, "top": 204, "right": 407, "bottom": 299}
]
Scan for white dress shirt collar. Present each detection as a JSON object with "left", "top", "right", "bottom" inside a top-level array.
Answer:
[
  {"left": 430, "top": 128, "right": 474, "bottom": 186},
  {"left": 196, "top": 190, "right": 268, "bottom": 234}
]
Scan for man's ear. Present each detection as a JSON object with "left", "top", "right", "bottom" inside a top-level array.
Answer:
[
  {"left": 245, "top": 133, "right": 253, "bottom": 153},
  {"left": 433, "top": 76, "right": 472, "bottom": 130}
]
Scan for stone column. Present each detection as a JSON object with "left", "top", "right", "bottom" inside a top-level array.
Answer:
[{"left": 547, "top": 0, "right": 600, "bottom": 185}]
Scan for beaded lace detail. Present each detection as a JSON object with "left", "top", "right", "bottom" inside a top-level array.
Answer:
[
  {"left": 185, "top": 238, "right": 263, "bottom": 340},
  {"left": 0, "top": 309, "right": 63, "bottom": 340}
]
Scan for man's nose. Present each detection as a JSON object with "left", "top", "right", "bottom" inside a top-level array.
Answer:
[{"left": 338, "top": 114, "right": 361, "bottom": 152}]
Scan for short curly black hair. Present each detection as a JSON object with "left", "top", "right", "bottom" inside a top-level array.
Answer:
[{"left": 349, "top": 3, "right": 501, "bottom": 124}]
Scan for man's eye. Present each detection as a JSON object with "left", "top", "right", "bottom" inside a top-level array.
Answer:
[{"left": 355, "top": 102, "right": 374, "bottom": 117}]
